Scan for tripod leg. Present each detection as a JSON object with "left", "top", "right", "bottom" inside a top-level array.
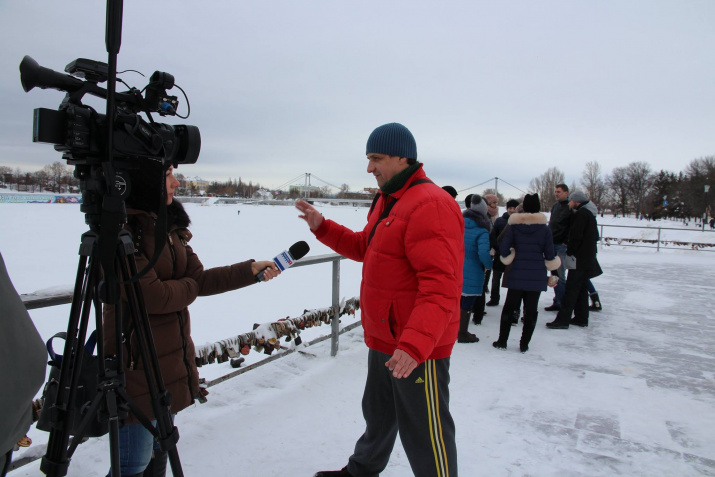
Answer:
[
  {"left": 115, "top": 233, "right": 183, "bottom": 477},
  {"left": 142, "top": 449, "right": 168, "bottom": 477},
  {"left": 41, "top": 232, "right": 101, "bottom": 477}
]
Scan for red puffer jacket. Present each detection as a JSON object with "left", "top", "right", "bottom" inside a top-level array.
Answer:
[{"left": 313, "top": 166, "right": 464, "bottom": 362}]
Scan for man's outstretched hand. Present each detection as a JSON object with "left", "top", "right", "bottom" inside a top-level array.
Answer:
[{"left": 296, "top": 200, "right": 324, "bottom": 231}]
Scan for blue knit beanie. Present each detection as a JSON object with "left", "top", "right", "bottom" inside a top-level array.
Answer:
[{"left": 365, "top": 123, "right": 417, "bottom": 159}]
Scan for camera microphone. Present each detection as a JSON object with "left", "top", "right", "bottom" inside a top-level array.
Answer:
[{"left": 256, "top": 241, "right": 310, "bottom": 282}]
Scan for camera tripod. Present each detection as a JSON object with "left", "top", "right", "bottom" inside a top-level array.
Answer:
[
  {"left": 37, "top": 1, "right": 184, "bottom": 476},
  {"left": 40, "top": 191, "right": 184, "bottom": 477}
]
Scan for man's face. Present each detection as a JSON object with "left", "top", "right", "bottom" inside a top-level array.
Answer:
[
  {"left": 507, "top": 206, "right": 517, "bottom": 215},
  {"left": 367, "top": 153, "right": 409, "bottom": 188},
  {"left": 568, "top": 199, "right": 578, "bottom": 209},
  {"left": 554, "top": 187, "right": 568, "bottom": 202}
]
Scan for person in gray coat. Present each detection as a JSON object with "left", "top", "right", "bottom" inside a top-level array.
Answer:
[{"left": 0, "top": 251, "right": 46, "bottom": 476}]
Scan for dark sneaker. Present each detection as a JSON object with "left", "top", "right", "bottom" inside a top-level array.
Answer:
[
  {"left": 589, "top": 301, "right": 602, "bottom": 312},
  {"left": 544, "top": 304, "right": 561, "bottom": 312},
  {"left": 458, "top": 332, "right": 480, "bottom": 343},
  {"left": 314, "top": 467, "right": 352, "bottom": 477},
  {"left": 546, "top": 321, "right": 569, "bottom": 329},
  {"left": 519, "top": 343, "right": 529, "bottom": 353},
  {"left": 486, "top": 299, "right": 499, "bottom": 307},
  {"left": 492, "top": 341, "right": 507, "bottom": 349},
  {"left": 570, "top": 319, "right": 588, "bottom": 327}
]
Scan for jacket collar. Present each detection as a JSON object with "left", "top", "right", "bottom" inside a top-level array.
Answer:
[{"left": 383, "top": 163, "right": 426, "bottom": 200}]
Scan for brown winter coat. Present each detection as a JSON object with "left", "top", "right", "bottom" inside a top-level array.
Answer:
[{"left": 103, "top": 205, "right": 257, "bottom": 422}]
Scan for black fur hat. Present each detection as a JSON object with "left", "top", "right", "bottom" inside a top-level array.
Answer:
[{"left": 523, "top": 193, "right": 541, "bottom": 213}]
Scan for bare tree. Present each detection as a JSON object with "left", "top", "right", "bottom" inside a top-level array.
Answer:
[
  {"left": 338, "top": 183, "right": 350, "bottom": 198},
  {"left": 605, "top": 167, "right": 630, "bottom": 216},
  {"left": 44, "top": 161, "right": 68, "bottom": 192},
  {"left": 33, "top": 169, "right": 50, "bottom": 192},
  {"left": 13, "top": 167, "right": 23, "bottom": 191},
  {"left": 580, "top": 161, "right": 606, "bottom": 208},
  {"left": 0, "top": 165, "right": 12, "bottom": 187},
  {"left": 626, "top": 161, "right": 653, "bottom": 217},
  {"left": 528, "top": 167, "right": 565, "bottom": 210},
  {"left": 685, "top": 156, "right": 715, "bottom": 178}
]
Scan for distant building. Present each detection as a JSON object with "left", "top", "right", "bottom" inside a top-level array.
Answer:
[
  {"left": 289, "top": 185, "right": 322, "bottom": 197},
  {"left": 254, "top": 188, "right": 272, "bottom": 199},
  {"left": 340, "top": 189, "right": 375, "bottom": 200},
  {"left": 182, "top": 176, "right": 210, "bottom": 191}
]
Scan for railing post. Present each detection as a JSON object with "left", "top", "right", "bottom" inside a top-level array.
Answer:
[
  {"left": 331, "top": 258, "right": 341, "bottom": 357},
  {"left": 657, "top": 227, "right": 662, "bottom": 252}
]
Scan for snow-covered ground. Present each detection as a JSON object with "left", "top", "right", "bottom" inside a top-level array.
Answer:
[{"left": 2, "top": 200, "right": 715, "bottom": 476}]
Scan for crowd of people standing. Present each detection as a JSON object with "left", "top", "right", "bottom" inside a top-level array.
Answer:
[{"left": 449, "top": 183, "right": 604, "bottom": 350}]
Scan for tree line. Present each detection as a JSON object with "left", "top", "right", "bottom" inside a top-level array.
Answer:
[
  {"left": 3, "top": 156, "right": 714, "bottom": 219},
  {"left": 0, "top": 163, "right": 79, "bottom": 193},
  {"left": 527, "top": 157, "right": 715, "bottom": 219},
  {"left": 0, "top": 164, "right": 268, "bottom": 198}
]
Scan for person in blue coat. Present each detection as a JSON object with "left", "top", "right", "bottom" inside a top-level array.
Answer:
[
  {"left": 493, "top": 194, "right": 560, "bottom": 352},
  {"left": 458, "top": 194, "right": 493, "bottom": 343}
]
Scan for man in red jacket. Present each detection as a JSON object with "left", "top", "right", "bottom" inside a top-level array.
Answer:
[{"left": 297, "top": 123, "right": 464, "bottom": 477}]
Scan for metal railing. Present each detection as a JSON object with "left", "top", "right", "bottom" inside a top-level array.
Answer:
[
  {"left": 598, "top": 223, "right": 715, "bottom": 252},
  {"left": 20, "top": 253, "right": 357, "bottom": 358}
]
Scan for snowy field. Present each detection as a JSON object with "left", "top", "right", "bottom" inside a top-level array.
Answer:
[{"left": 2, "top": 200, "right": 715, "bottom": 476}]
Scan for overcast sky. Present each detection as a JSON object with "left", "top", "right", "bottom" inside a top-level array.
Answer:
[{"left": 1, "top": 0, "right": 713, "bottom": 197}]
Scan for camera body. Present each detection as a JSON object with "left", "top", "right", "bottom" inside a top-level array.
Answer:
[{"left": 20, "top": 55, "right": 200, "bottom": 169}]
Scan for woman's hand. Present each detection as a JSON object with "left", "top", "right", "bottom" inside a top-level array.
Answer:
[
  {"left": 295, "top": 200, "right": 324, "bottom": 231},
  {"left": 251, "top": 260, "right": 281, "bottom": 281}
]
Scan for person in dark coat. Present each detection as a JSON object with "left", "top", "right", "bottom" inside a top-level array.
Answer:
[
  {"left": 486, "top": 199, "right": 519, "bottom": 307},
  {"left": 493, "top": 194, "right": 560, "bottom": 352},
  {"left": 103, "top": 161, "right": 281, "bottom": 477},
  {"left": 546, "top": 184, "right": 571, "bottom": 311},
  {"left": 546, "top": 190, "right": 603, "bottom": 329}
]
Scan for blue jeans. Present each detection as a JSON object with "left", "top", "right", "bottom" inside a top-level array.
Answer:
[
  {"left": 553, "top": 244, "right": 567, "bottom": 306},
  {"left": 110, "top": 415, "right": 174, "bottom": 477},
  {"left": 109, "top": 421, "right": 155, "bottom": 476}
]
